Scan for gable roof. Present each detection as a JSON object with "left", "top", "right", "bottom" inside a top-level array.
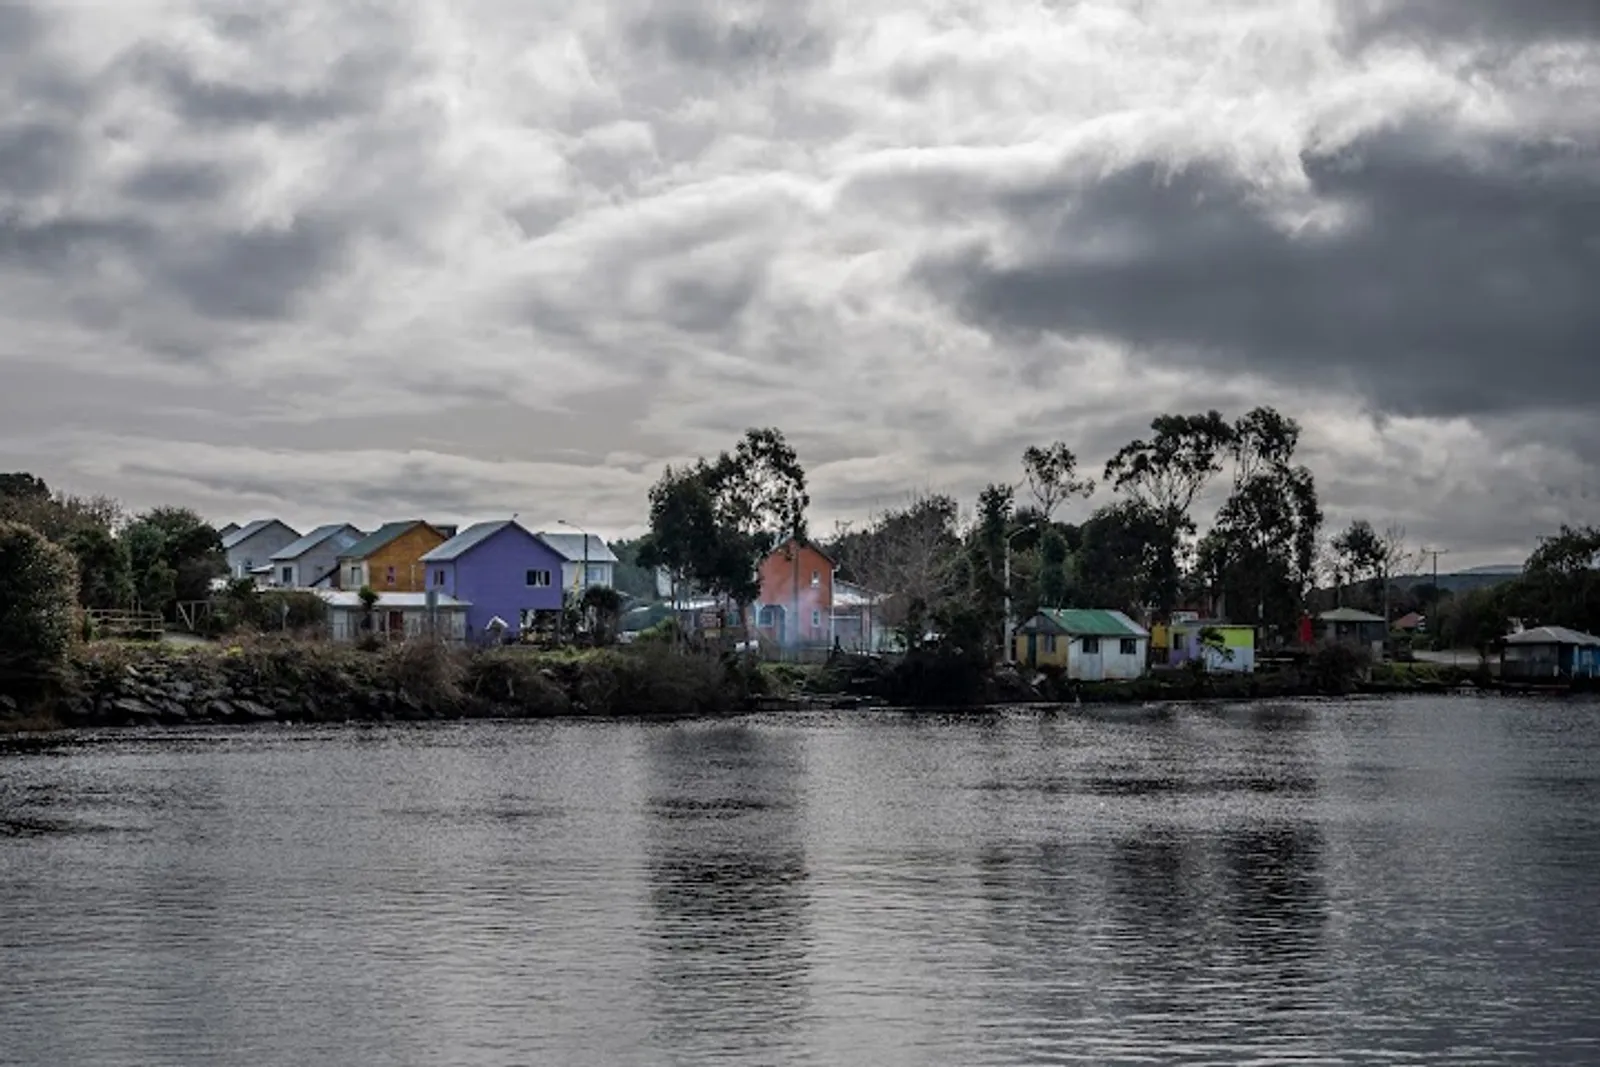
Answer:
[
  {"left": 1029, "top": 608, "right": 1148, "bottom": 638},
  {"left": 1319, "top": 607, "right": 1387, "bottom": 623},
  {"left": 1505, "top": 625, "right": 1600, "bottom": 648},
  {"left": 271, "top": 523, "right": 365, "bottom": 561},
  {"left": 222, "top": 519, "right": 295, "bottom": 550},
  {"left": 769, "top": 537, "right": 836, "bottom": 566},
  {"left": 338, "top": 521, "right": 443, "bottom": 561},
  {"left": 534, "top": 531, "right": 619, "bottom": 564},
  {"left": 421, "top": 520, "right": 549, "bottom": 562}
]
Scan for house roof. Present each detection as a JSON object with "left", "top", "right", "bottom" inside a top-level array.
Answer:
[
  {"left": 1319, "top": 607, "right": 1387, "bottom": 623},
  {"left": 1394, "top": 612, "right": 1426, "bottom": 630},
  {"left": 1029, "top": 608, "right": 1149, "bottom": 638},
  {"left": 271, "top": 523, "right": 365, "bottom": 561},
  {"left": 338, "top": 521, "right": 440, "bottom": 561},
  {"left": 534, "top": 531, "right": 619, "bottom": 564},
  {"left": 833, "top": 579, "right": 882, "bottom": 608},
  {"left": 316, "top": 590, "right": 470, "bottom": 609},
  {"left": 770, "top": 537, "right": 836, "bottom": 566},
  {"left": 222, "top": 519, "right": 294, "bottom": 550},
  {"left": 1505, "top": 626, "right": 1600, "bottom": 648},
  {"left": 421, "top": 520, "right": 533, "bottom": 562}
]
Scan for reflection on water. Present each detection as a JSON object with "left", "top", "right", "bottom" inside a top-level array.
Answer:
[{"left": 4, "top": 697, "right": 1600, "bottom": 1065}]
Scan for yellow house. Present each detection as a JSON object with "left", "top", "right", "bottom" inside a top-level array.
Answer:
[
  {"left": 1151, "top": 618, "right": 1256, "bottom": 673},
  {"left": 337, "top": 521, "right": 450, "bottom": 593}
]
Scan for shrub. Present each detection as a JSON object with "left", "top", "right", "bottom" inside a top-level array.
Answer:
[{"left": 0, "top": 521, "right": 80, "bottom": 685}]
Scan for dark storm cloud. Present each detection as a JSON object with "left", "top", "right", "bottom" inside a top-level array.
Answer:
[
  {"left": 1341, "top": 0, "right": 1600, "bottom": 49},
  {"left": 159, "top": 216, "right": 347, "bottom": 322},
  {"left": 624, "top": 0, "right": 833, "bottom": 73},
  {"left": 0, "top": 122, "right": 79, "bottom": 196},
  {"left": 921, "top": 121, "right": 1600, "bottom": 419},
  {"left": 130, "top": 46, "right": 391, "bottom": 129},
  {"left": 120, "top": 161, "right": 234, "bottom": 203}
]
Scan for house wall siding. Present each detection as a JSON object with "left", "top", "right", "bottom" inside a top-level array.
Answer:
[
  {"left": 757, "top": 543, "right": 834, "bottom": 646},
  {"left": 226, "top": 525, "right": 300, "bottom": 579},
  {"left": 359, "top": 526, "right": 449, "bottom": 593},
  {"left": 438, "top": 528, "right": 566, "bottom": 641}
]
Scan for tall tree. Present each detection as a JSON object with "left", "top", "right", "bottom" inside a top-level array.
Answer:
[
  {"left": 67, "top": 525, "right": 136, "bottom": 611},
  {"left": 827, "top": 492, "right": 962, "bottom": 647},
  {"left": 1103, "top": 411, "right": 1233, "bottom": 616},
  {"left": 121, "top": 508, "right": 225, "bottom": 617},
  {"left": 1332, "top": 519, "right": 1413, "bottom": 625},
  {"left": 0, "top": 521, "right": 79, "bottom": 683},
  {"left": 1076, "top": 500, "right": 1168, "bottom": 615},
  {"left": 1021, "top": 442, "right": 1094, "bottom": 522}
]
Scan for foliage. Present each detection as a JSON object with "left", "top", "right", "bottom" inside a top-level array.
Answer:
[
  {"left": 0, "top": 472, "right": 123, "bottom": 544},
  {"left": 580, "top": 584, "right": 625, "bottom": 645},
  {"left": 1076, "top": 500, "right": 1169, "bottom": 614},
  {"left": 1331, "top": 519, "right": 1413, "bottom": 623},
  {"left": 121, "top": 507, "right": 225, "bottom": 617},
  {"left": 207, "top": 580, "right": 329, "bottom": 636},
  {"left": 0, "top": 521, "right": 80, "bottom": 684},
  {"left": 1021, "top": 442, "right": 1094, "bottom": 521},
  {"left": 826, "top": 491, "right": 963, "bottom": 645},
  {"left": 1304, "top": 641, "right": 1371, "bottom": 694},
  {"left": 608, "top": 537, "right": 663, "bottom": 601},
  {"left": 639, "top": 428, "right": 808, "bottom": 616},
  {"left": 67, "top": 524, "right": 135, "bottom": 610}
]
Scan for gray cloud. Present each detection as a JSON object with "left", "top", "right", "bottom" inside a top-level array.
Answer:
[
  {"left": 1341, "top": 0, "right": 1600, "bottom": 49},
  {"left": 923, "top": 121, "right": 1600, "bottom": 420},
  {"left": 2, "top": 0, "right": 1599, "bottom": 563}
]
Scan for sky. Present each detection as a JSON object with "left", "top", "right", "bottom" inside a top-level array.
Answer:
[{"left": 2, "top": 0, "right": 1596, "bottom": 567}]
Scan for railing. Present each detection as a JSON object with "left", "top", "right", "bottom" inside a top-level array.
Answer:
[{"left": 87, "top": 609, "right": 166, "bottom": 641}]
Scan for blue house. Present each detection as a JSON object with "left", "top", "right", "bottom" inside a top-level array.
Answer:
[
  {"left": 419, "top": 521, "right": 568, "bottom": 643},
  {"left": 1501, "top": 626, "right": 1600, "bottom": 682}
]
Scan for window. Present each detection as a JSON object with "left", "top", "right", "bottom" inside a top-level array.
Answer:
[
  {"left": 281, "top": 566, "right": 293, "bottom": 586},
  {"left": 811, "top": 609, "right": 821, "bottom": 628},
  {"left": 1081, "top": 636, "right": 1101, "bottom": 655},
  {"left": 1044, "top": 634, "right": 1057, "bottom": 653},
  {"left": 811, "top": 570, "right": 821, "bottom": 588},
  {"left": 526, "top": 569, "right": 552, "bottom": 588},
  {"left": 1173, "top": 633, "right": 1187, "bottom": 650},
  {"left": 585, "top": 564, "right": 607, "bottom": 586},
  {"left": 433, "top": 569, "right": 446, "bottom": 587},
  {"left": 1120, "top": 638, "right": 1139, "bottom": 656},
  {"left": 384, "top": 565, "right": 396, "bottom": 587}
]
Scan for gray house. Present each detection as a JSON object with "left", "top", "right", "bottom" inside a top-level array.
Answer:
[
  {"left": 222, "top": 520, "right": 301, "bottom": 581},
  {"left": 269, "top": 524, "right": 366, "bottom": 588},
  {"left": 533, "top": 531, "right": 619, "bottom": 594}
]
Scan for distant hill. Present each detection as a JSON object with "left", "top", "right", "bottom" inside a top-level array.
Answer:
[{"left": 1392, "top": 567, "right": 1521, "bottom": 595}]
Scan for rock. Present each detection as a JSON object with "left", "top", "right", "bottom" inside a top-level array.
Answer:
[
  {"left": 0, "top": 694, "right": 17, "bottom": 715},
  {"left": 156, "top": 700, "right": 189, "bottom": 726},
  {"left": 110, "top": 697, "right": 160, "bottom": 727},
  {"left": 231, "top": 700, "right": 277, "bottom": 725},
  {"left": 204, "top": 699, "right": 235, "bottom": 723}
]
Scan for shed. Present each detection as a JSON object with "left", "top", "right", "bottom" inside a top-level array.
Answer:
[
  {"left": 1153, "top": 619, "right": 1256, "bottom": 674},
  {"left": 1318, "top": 607, "right": 1387, "bottom": 658},
  {"left": 1015, "top": 609, "right": 1150, "bottom": 681},
  {"left": 317, "top": 590, "right": 470, "bottom": 644},
  {"left": 1501, "top": 626, "right": 1600, "bottom": 682}
]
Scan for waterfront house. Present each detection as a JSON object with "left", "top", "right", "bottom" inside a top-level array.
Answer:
[
  {"left": 222, "top": 520, "right": 301, "bottom": 581},
  {"left": 533, "top": 531, "right": 619, "bottom": 595},
  {"left": 318, "top": 590, "right": 470, "bottom": 643},
  {"left": 420, "top": 520, "right": 568, "bottom": 643},
  {"left": 337, "top": 521, "right": 451, "bottom": 592},
  {"left": 1151, "top": 615, "right": 1256, "bottom": 673},
  {"left": 1015, "top": 609, "right": 1150, "bottom": 680},
  {"left": 1501, "top": 626, "right": 1600, "bottom": 682},
  {"left": 1318, "top": 607, "right": 1388, "bottom": 658},
  {"left": 269, "top": 524, "right": 365, "bottom": 588},
  {"left": 753, "top": 539, "right": 835, "bottom": 649}
]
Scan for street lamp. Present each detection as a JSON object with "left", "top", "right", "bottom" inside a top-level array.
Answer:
[
  {"left": 1003, "top": 524, "right": 1037, "bottom": 664},
  {"left": 556, "top": 519, "right": 590, "bottom": 597}
]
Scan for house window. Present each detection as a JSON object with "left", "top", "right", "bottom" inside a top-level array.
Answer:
[
  {"left": 384, "top": 565, "right": 396, "bottom": 587},
  {"left": 433, "top": 569, "right": 446, "bottom": 587},
  {"left": 811, "top": 570, "right": 820, "bottom": 588},
  {"left": 811, "top": 609, "right": 821, "bottom": 628},
  {"left": 281, "top": 566, "right": 293, "bottom": 586},
  {"left": 526, "top": 569, "right": 552, "bottom": 588},
  {"left": 1120, "top": 638, "right": 1139, "bottom": 656},
  {"left": 1173, "top": 633, "right": 1187, "bottom": 650},
  {"left": 1082, "top": 636, "right": 1101, "bottom": 654},
  {"left": 1044, "top": 635, "right": 1057, "bottom": 653},
  {"left": 585, "top": 564, "right": 607, "bottom": 586}
]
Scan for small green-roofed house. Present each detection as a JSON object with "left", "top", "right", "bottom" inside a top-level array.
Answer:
[{"left": 1015, "top": 608, "right": 1150, "bottom": 680}]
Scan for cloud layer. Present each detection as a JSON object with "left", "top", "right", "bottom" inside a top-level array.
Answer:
[{"left": 2, "top": 0, "right": 1596, "bottom": 564}]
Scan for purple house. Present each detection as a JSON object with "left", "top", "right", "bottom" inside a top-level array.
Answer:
[{"left": 419, "top": 521, "right": 567, "bottom": 643}]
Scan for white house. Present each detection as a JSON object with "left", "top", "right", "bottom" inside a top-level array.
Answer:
[
  {"left": 269, "top": 524, "right": 365, "bottom": 588},
  {"left": 1014, "top": 608, "right": 1150, "bottom": 681},
  {"left": 317, "top": 590, "right": 470, "bottom": 643},
  {"left": 534, "top": 531, "right": 618, "bottom": 594},
  {"left": 222, "top": 520, "right": 301, "bottom": 581}
]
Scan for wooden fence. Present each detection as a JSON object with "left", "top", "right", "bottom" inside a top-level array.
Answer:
[{"left": 87, "top": 609, "right": 166, "bottom": 641}]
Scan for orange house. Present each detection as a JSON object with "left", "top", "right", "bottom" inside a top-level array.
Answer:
[
  {"left": 336, "top": 521, "right": 451, "bottom": 592},
  {"left": 753, "top": 539, "right": 835, "bottom": 648}
]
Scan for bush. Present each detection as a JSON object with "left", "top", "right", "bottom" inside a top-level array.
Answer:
[
  {"left": 1305, "top": 641, "right": 1371, "bottom": 694},
  {"left": 0, "top": 521, "right": 80, "bottom": 685}
]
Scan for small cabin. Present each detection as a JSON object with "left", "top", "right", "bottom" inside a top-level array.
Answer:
[
  {"left": 1501, "top": 626, "right": 1600, "bottom": 682},
  {"left": 1015, "top": 609, "right": 1149, "bottom": 681},
  {"left": 1318, "top": 607, "right": 1388, "bottom": 659},
  {"left": 1152, "top": 618, "right": 1256, "bottom": 673}
]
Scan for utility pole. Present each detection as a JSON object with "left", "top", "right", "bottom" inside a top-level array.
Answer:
[{"left": 1420, "top": 546, "right": 1449, "bottom": 619}]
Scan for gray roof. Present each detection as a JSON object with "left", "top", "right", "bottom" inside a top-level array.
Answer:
[
  {"left": 222, "top": 519, "right": 293, "bottom": 550},
  {"left": 534, "top": 531, "right": 618, "bottom": 564},
  {"left": 1319, "top": 607, "right": 1387, "bottom": 623},
  {"left": 271, "top": 523, "right": 366, "bottom": 561},
  {"left": 338, "top": 521, "right": 435, "bottom": 561},
  {"left": 1505, "top": 626, "right": 1600, "bottom": 648},
  {"left": 421, "top": 520, "right": 523, "bottom": 562}
]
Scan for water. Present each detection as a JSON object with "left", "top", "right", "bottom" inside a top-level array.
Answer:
[{"left": 4, "top": 695, "right": 1600, "bottom": 1065}]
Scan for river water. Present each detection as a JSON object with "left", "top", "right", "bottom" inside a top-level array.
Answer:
[{"left": 3, "top": 695, "right": 1600, "bottom": 1065}]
